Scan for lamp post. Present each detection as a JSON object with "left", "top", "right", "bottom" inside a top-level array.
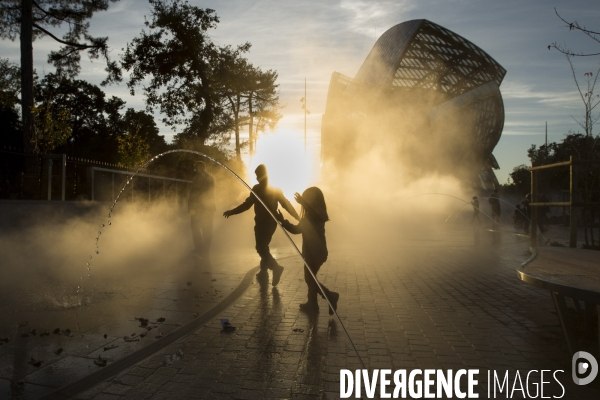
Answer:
[{"left": 300, "top": 78, "right": 310, "bottom": 154}]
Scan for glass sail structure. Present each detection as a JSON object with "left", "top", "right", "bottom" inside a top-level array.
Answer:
[{"left": 322, "top": 19, "right": 506, "bottom": 189}]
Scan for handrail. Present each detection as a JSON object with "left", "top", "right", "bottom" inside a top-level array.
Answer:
[
  {"left": 529, "top": 156, "right": 599, "bottom": 248},
  {"left": 530, "top": 159, "right": 600, "bottom": 171}
]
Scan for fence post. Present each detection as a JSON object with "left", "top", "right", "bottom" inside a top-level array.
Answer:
[
  {"left": 61, "top": 154, "right": 66, "bottom": 201},
  {"left": 569, "top": 156, "right": 578, "bottom": 248},
  {"left": 47, "top": 158, "right": 53, "bottom": 201},
  {"left": 530, "top": 167, "right": 538, "bottom": 246}
]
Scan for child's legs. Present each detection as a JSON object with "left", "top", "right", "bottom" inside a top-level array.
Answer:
[{"left": 304, "top": 260, "right": 328, "bottom": 299}]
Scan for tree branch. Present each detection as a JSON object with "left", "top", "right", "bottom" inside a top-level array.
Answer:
[
  {"left": 32, "top": 23, "right": 95, "bottom": 49},
  {"left": 32, "top": 0, "right": 84, "bottom": 26},
  {"left": 550, "top": 43, "right": 600, "bottom": 57},
  {"left": 552, "top": 8, "right": 600, "bottom": 56},
  {"left": 555, "top": 8, "right": 600, "bottom": 36}
]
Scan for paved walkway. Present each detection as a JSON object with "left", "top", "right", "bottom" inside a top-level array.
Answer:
[
  {"left": 0, "top": 248, "right": 271, "bottom": 400},
  {"left": 71, "top": 228, "right": 600, "bottom": 399}
]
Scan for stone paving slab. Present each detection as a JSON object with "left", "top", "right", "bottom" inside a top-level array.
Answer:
[{"left": 78, "top": 229, "right": 600, "bottom": 399}]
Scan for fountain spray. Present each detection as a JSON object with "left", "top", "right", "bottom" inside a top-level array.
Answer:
[{"left": 85, "top": 149, "right": 367, "bottom": 369}]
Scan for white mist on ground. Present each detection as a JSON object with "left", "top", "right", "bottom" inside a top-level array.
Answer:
[{"left": 0, "top": 199, "right": 256, "bottom": 319}]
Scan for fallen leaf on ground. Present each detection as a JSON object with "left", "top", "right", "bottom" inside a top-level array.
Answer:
[
  {"left": 28, "top": 357, "right": 42, "bottom": 367},
  {"left": 94, "top": 356, "right": 107, "bottom": 367}
]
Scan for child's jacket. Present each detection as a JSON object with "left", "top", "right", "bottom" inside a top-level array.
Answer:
[{"left": 282, "top": 215, "right": 328, "bottom": 264}]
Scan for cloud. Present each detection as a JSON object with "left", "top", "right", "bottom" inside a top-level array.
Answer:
[
  {"left": 501, "top": 81, "right": 580, "bottom": 107},
  {"left": 340, "top": 0, "right": 416, "bottom": 38}
]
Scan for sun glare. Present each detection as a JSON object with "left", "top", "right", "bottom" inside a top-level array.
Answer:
[{"left": 246, "top": 129, "right": 317, "bottom": 199}]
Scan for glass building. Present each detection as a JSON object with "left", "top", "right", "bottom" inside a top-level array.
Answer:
[{"left": 322, "top": 19, "right": 506, "bottom": 189}]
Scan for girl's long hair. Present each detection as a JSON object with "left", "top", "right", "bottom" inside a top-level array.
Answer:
[{"left": 300, "top": 187, "right": 329, "bottom": 222}]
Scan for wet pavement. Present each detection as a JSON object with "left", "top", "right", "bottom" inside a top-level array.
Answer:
[
  {"left": 0, "top": 248, "right": 280, "bottom": 399},
  {"left": 0, "top": 201, "right": 292, "bottom": 399},
  {"left": 2, "top": 205, "right": 599, "bottom": 399},
  {"left": 65, "top": 226, "right": 597, "bottom": 399}
]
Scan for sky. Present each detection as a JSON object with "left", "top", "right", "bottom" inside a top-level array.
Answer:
[{"left": 2, "top": 0, "right": 600, "bottom": 184}]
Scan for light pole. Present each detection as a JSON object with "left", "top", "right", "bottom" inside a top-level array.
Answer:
[{"left": 300, "top": 78, "right": 310, "bottom": 154}]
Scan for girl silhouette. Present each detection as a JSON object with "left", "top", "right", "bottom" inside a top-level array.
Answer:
[{"left": 277, "top": 187, "right": 339, "bottom": 314}]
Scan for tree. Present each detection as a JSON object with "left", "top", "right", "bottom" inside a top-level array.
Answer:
[
  {"left": 122, "top": 0, "right": 223, "bottom": 145},
  {"left": 122, "top": 0, "right": 282, "bottom": 159},
  {"left": 504, "top": 164, "right": 530, "bottom": 196},
  {"left": 118, "top": 108, "right": 168, "bottom": 169},
  {"left": 246, "top": 67, "right": 282, "bottom": 156},
  {"left": 117, "top": 131, "right": 150, "bottom": 169},
  {"left": 0, "top": 58, "right": 22, "bottom": 148},
  {"left": 214, "top": 45, "right": 281, "bottom": 159},
  {"left": 35, "top": 74, "right": 124, "bottom": 163},
  {"left": 122, "top": 109, "right": 168, "bottom": 157},
  {"left": 30, "top": 99, "right": 71, "bottom": 155},
  {"left": 0, "top": 0, "right": 121, "bottom": 154},
  {"left": 0, "top": 58, "right": 20, "bottom": 111}
]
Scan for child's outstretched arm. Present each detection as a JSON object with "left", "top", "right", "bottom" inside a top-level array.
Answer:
[{"left": 276, "top": 211, "right": 302, "bottom": 234}]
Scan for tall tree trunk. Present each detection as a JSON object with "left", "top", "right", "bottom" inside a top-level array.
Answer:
[
  {"left": 248, "top": 92, "right": 254, "bottom": 155},
  {"left": 21, "top": 0, "right": 34, "bottom": 154},
  {"left": 234, "top": 94, "right": 241, "bottom": 160}
]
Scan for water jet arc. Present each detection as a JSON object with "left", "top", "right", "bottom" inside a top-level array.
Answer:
[{"left": 104, "top": 149, "right": 367, "bottom": 369}]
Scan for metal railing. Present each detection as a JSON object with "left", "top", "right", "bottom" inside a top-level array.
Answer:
[
  {"left": 530, "top": 156, "right": 600, "bottom": 247},
  {"left": 86, "top": 166, "right": 191, "bottom": 203}
]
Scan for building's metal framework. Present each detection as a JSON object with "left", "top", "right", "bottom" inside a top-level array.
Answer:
[{"left": 322, "top": 19, "right": 506, "bottom": 188}]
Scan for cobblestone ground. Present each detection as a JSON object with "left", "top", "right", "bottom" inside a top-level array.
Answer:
[{"left": 77, "top": 228, "right": 600, "bottom": 400}]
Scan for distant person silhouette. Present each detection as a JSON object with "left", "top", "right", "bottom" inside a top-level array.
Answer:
[
  {"left": 522, "top": 194, "right": 532, "bottom": 232},
  {"left": 223, "top": 164, "right": 299, "bottom": 286},
  {"left": 188, "top": 161, "right": 216, "bottom": 261},
  {"left": 513, "top": 204, "right": 525, "bottom": 229},
  {"left": 470, "top": 196, "right": 481, "bottom": 225},
  {"left": 489, "top": 189, "right": 501, "bottom": 225},
  {"left": 277, "top": 187, "right": 339, "bottom": 314}
]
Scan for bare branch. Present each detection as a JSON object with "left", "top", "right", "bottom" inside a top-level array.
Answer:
[
  {"left": 550, "top": 43, "right": 600, "bottom": 57},
  {"left": 552, "top": 8, "right": 600, "bottom": 57},
  {"left": 566, "top": 55, "right": 587, "bottom": 105},
  {"left": 555, "top": 8, "right": 600, "bottom": 36}
]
